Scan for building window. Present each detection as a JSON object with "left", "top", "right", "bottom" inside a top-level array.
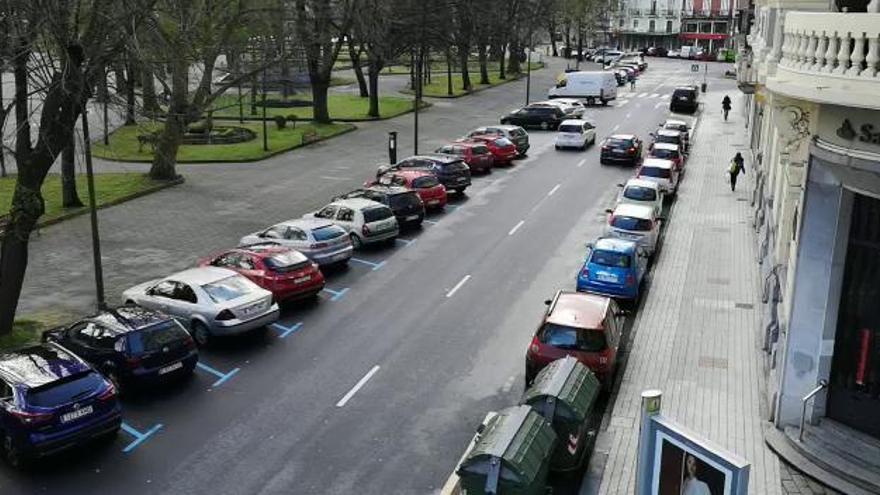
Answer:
[
  {"left": 634, "top": 19, "right": 639, "bottom": 29},
  {"left": 685, "top": 22, "right": 698, "bottom": 32},
  {"left": 700, "top": 22, "right": 712, "bottom": 33},
  {"left": 714, "top": 22, "right": 728, "bottom": 34},
  {"left": 649, "top": 20, "right": 656, "bottom": 32},
  {"left": 666, "top": 20, "right": 673, "bottom": 32},
  {"left": 619, "top": 18, "right": 625, "bottom": 27}
]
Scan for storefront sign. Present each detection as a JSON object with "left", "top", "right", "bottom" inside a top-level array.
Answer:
[
  {"left": 680, "top": 33, "right": 729, "bottom": 41},
  {"left": 818, "top": 105, "right": 880, "bottom": 153},
  {"left": 837, "top": 119, "right": 880, "bottom": 146}
]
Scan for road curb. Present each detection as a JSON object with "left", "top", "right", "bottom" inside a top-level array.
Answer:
[
  {"left": 400, "top": 66, "right": 544, "bottom": 99},
  {"left": 210, "top": 102, "right": 432, "bottom": 123}
]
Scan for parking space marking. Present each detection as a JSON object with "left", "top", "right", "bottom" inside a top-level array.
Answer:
[
  {"left": 350, "top": 257, "right": 387, "bottom": 271},
  {"left": 650, "top": 93, "right": 660, "bottom": 98},
  {"left": 120, "top": 421, "right": 163, "bottom": 454},
  {"left": 395, "top": 237, "right": 415, "bottom": 247},
  {"left": 196, "top": 362, "right": 241, "bottom": 388},
  {"left": 508, "top": 220, "right": 525, "bottom": 236},
  {"left": 547, "top": 184, "right": 561, "bottom": 196},
  {"left": 321, "top": 287, "right": 350, "bottom": 301},
  {"left": 661, "top": 94, "right": 670, "bottom": 99},
  {"left": 637, "top": 92, "right": 648, "bottom": 98},
  {"left": 616, "top": 100, "right": 629, "bottom": 107},
  {"left": 271, "top": 321, "right": 304, "bottom": 338},
  {"left": 577, "top": 158, "right": 586, "bottom": 168},
  {"left": 422, "top": 219, "right": 438, "bottom": 225},
  {"left": 446, "top": 275, "right": 471, "bottom": 298},
  {"left": 336, "top": 365, "right": 381, "bottom": 407}
]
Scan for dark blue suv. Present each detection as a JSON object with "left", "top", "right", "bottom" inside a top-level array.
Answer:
[{"left": 0, "top": 343, "right": 121, "bottom": 466}]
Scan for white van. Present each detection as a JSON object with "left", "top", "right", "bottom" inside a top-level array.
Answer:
[
  {"left": 680, "top": 46, "right": 695, "bottom": 59},
  {"left": 548, "top": 71, "right": 618, "bottom": 106}
]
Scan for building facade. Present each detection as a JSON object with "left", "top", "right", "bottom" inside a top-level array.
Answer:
[
  {"left": 680, "top": 0, "right": 739, "bottom": 51},
  {"left": 613, "top": 0, "right": 683, "bottom": 50}
]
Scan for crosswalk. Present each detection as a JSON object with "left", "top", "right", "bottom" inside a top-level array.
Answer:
[{"left": 613, "top": 93, "right": 670, "bottom": 107}]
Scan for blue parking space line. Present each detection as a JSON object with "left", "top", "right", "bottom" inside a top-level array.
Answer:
[
  {"left": 446, "top": 204, "right": 460, "bottom": 211},
  {"left": 321, "top": 287, "right": 350, "bottom": 301},
  {"left": 120, "top": 421, "right": 163, "bottom": 454},
  {"left": 271, "top": 321, "right": 304, "bottom": 339},
  {"left": 350, "top": 257, "right": 386, "bottom": 271},
  {"left": 195, "top": 362, "right": 240, "bottom": 388},
  {"left": 422, "top": 219, "right": 438, "bottom": 225},
  {"left": 395, "top": 238, "right": 415, "bottom": 247}
]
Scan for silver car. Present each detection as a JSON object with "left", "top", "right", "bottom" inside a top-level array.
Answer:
[
  {"left": 603, "top": 203, "right": 661, "bottom": 256},
  {"left": 122, "top": 267, "right": 280, "bottom": 346},
  {"left": 304, "top": 198, "right": 399, "bottom": 249},
  {"left": 239, "top": 218, "right": 353, "bottom": 267}
]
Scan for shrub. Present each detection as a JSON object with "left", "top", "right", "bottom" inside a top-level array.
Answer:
[{"left": 274, "top": 115, "right": 287, "bottom": 130}]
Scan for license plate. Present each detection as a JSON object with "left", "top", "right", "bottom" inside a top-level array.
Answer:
[
  {"left": 613, "top": 149, "right": 625, "bottom": 154},
  {"left": 678, "top": 96, "right": 688, "bottom": 101},
  {"left": 61, "top": 405, "right": 94, "bottom": 423},
  {"left": 333, "top": 252, "right": 349, "bottom": 261},
  {"left": 456, "top": 177, "right": 467, "bottom": 183},
  {"left": 427, "top": 199, "right": 440, "bottom": 205},
  {"left": 596, "top": 272, "right": 619, "bottom": 283},
  {"left": 406, "top": 215, "right": 419, "bottom": 221},
  {"left": 294, "top": 275, "right": 312, "bottom": 284},
  {"left": 159, "top": 361, "right": 184, "bottom": 375}
]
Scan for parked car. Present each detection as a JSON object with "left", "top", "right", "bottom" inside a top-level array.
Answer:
[
  {"left": 548, "top": 71, "right": 618, "bottom": 105},
  {"left": 200, "top": 245, "right": 325, "bottom": 303},
  {"left": 577, "top": 237, "right": 649, "bottom": 301},
  {"left": 532, "top": 99, "right": 586, "bottom": 119},
  {"left": 372, "top": 169, "right": 447, "bottom": 210},
  {"left": 337, "top": 185, "right": 425, "bottom": 229},
  {"left": 462, "top": 135, "right": 518, "bottom": 166},
  {"left": 122, "top": 267, "right": 280, "bottom": 346},
  {"left": 614, "top": 70, "right": 628, "bottom": 86},
  {"left": 393, "top": 154, "right": 472, "bottom": 194},
  {"left": 465, "top": 125, "right": 530, "bottom": 156},
  {"left": 648, "top": 142, "right": 685, "bottom": 171},
  {"left": 554, "top": 119, "right": 597, "bottom": 151},
  {"left": 307, "top": 198, "right": 399, "bottom": 249},
  {"left": 604, "top": 203, "right": 662, "bottom": 255},
  {"left": 652, "top": 128, "right": 688, "bottom": 155},
  {"left": 525, "top": 290, "right": 623, "bottom": 388},
  {"left": 616, "top": 178, "right": 664, "bottom": 217},
  {"left": 637, "top": 157, "right": 680, "bottom": 196},
  {"left": 434, "top": 141, "right": 494, "bottom": 175},
  {"left": 667, "top": 49, "right": 680, "bottom": 58},
  {"left": 0, "top": 343, "right": 121, "bottom": 466},
  {"left": 670, "top": 86, "right": 699, "bottom": 114},
  {"left": 599, "top": 134, "right": 643, "bottom": 166},
  {"left": 500, "top": 105, "right": 566, "bottom": 130},
  {"left": 660, "top": 119, "right": 690, "bottom": 151},
  {"left": 239, "top": 219, "right": 353, "bottom": 267}
]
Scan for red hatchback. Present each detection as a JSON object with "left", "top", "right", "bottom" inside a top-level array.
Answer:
[
  {"left": 465, "top": 134, "right": 518, "bottom": 166},
  {"left": 371, "top": 169, "right": 447, "bottom": 210},
  {"left": 435, "top": 141, "right": 494, "bottom": 174},
  {"left": 199, "top": 245, "right": 325, "bottom": 303}
]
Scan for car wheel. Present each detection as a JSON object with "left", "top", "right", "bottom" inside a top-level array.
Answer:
[
  {"left": 349, "top": 233, "right": 363, "bottom": 249},
  {"left": 555, "top": 145, "right": 560, "bottom": 150},
  {"left": 2, "top": 432, "right": 22, "bottom": 468},
  {"left": 454, "top": 188, "right": 466, "bottom": 195},
  {"left": 191, "top": 321, "right": 211, "bottom": 347},
  {"left": 540, "top": 121, "right": 549, "bottom": 130}
]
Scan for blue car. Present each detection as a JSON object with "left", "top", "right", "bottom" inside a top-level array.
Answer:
[
  {"left": 0, "top": 343, "right": 122, "bottom": 467},
  {"left": 576, "top": 237, "right": 648, "bottom": 300}
]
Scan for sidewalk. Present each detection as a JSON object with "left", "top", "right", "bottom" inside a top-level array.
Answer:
[{"left": 586, "top": 92, "right": 783, "bottom": 494}]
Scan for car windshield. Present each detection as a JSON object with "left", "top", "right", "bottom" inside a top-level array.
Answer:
[
  {"left": 608, "top": 138, "right": 632, "bottom": 148},
  {"left": 27, "top": 371, "right": 103, "bottom": 407},
  {"left": 540, "top": 323, "right": 607, "bottom": 352},
  {"left": 624, "top": 186, "right": 657, "bottom": 201},
  {"left": 412, "top": 176, "right": 440, "bottom": 188},
  {"left": 388, "top": 192, "right": 421, "bottom": 209},
  {"left": 202, "top": 276, "right": 254, "bottom": 303},
  {"left": 591, "top": 250, "right": 632, "bottom": 268},
  {"left": 652, "top": 148, "right": 678, "bottom": 159},
  {"left": 128, "top": 321, "right": 190, "bottom": 354},
  {"left": 641, "top": 166, "right": 671, "bottom": 178},
  {"left": 363, "top": 206, "right": 393, "bottom": 223},
  {"left": 559, "top": 124, "right": 583, "bottom": 133},
  {"left": 612, "top": 215, "right": 653, "bottom": 231},
  {"left": 441, "top": 161, "right": 468, "bottom": 173},
  {"left": 311, "top": 224, "right": 346, "bottom": 241}
]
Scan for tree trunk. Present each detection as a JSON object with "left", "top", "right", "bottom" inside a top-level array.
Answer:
[
  {"left": 0, "top": 179, "right": 42, "bottom": 334},
  {"left": 445, "top": 48, "right": 454, "bottom": 96},
  {"left": 508, "top": 42, "right": 521, "bottom": 75},
  {"left": 96, "top": 64, "right": 109, "bottom": 103},
  {"left": 549, "top": 20, "right": 558, "bottom": 57},
  {"left": 61, "top": 136, "right": 83, "bottom": 208},
  {"left": 458, "top": 46, "right": 472, "bottom": 91},
  {"left": 311, "top": 79, "right": 331, "bottom": 123},
  {"left": 0, "top": 77, "right": 5, "bottom": 178},
  {"left": 142, "top": 68, "right": 159, "bottom": 118},
  {"left": 367, "top": 55, "right": 383, "bottom": 118},
  {"left": 349, "top": 42, "right": 369, "bottom": 98},
  {"left": 409, "top": 51, "right": 416, "bottom": 90},
  {"left": 498, "top": 43, "right": 507, "bottom": 79},
  {"left": 250, "top": 76, "right": 258, "bottom": 115},
  {"left": 564, "top": 22, "right": 572, "bottom": 58},
  {"left": 477, "top": 44, "right": 490, "bottom": 85},
  {"left": 149, "top": 112, "right": 184, "bottom": 180},
  {"left": 125, "top": 62, "right": 137, "bottom": 125}
]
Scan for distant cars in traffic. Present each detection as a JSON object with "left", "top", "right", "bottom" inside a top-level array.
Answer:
[
  {"left": 372, "top": 169, "right": 447, "bottom": 210},
  {"left": 336, "top": 185, "right": 425, "bottom": 230},
  {"left": 500, "top": 104, "right": 566, "bottom": 130},
  {"left": 434, "top": 141, "right": 494, "bottom": 175},
  {"left": 394, "top": 154, "right": 472, "bottom": 194},
  {"left": 670, "top": 86, "right": 699, "bottom": 114},
  {"left": 463, "top": 135, "right": 518, "bottom": 166},
  {"left": 239, "top": 219, "right": 353, "bottom": 267},
  {"left": 465, "top": 125, "right": 530, "bottom": 156},
  {"left": 554, "top": 119, "right": 597, "bottom": 151}
]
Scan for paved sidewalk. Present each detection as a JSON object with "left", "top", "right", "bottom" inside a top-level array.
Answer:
[{"left": 588, "top": 91, "right": 783, "bottom": 494}]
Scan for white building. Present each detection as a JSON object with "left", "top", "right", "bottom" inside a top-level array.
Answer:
[{"left": 613, "top": 0, "right": 683, "bottom": 50}]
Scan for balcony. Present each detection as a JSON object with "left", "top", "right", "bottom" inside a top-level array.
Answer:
[{"left": 769, "top": 12, "right": 880, "bottom": 110}]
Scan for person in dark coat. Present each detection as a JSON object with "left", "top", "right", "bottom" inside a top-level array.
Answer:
[
  {"left": 722, "top": 95, "right": 732, "bottom": 121},
  {"left": 729, "top": 152, "right": 745, "bottom": 191}
]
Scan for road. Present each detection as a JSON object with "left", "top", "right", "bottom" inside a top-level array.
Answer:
[{"left": 1, "top": 57, "right": 725, "bottom": 494}]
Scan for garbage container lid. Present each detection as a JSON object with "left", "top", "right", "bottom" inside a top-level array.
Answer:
[{"left": 521, "top": 356, "right": 600, "bottom": 422}]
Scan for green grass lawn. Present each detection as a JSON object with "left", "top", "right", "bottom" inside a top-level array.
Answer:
[
  {"left": 0, "top": 173, "right": 170, "bottom": 224},
  {"left": 380, "top": 61, "right": 543, "bottom": 76},
  {"left": 405, "top": 66, "right": 541, "bottom": 97},
  {"left": 0, "top": 320, "right": 44, "bottom": 351},
  {"left": 92, "top": 121, "right": 355, "bottom": 163},
  {"left": 209, "top": 93, "right": 415, "bottom": 121}
]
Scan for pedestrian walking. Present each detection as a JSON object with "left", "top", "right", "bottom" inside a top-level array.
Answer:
[
  {"left": 722, "top": 95, "right": 732, "bottom": 121},
  {"left": 728, "top": 152, "right": 745, "bottom": 191},
  {"left": 630, "top": 78, "right": 636, "bottom": 91}
]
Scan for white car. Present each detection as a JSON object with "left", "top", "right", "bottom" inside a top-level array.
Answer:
[
  {"left": 604, "top": 203, "right": 662, "bottom": 255},
  {"left": 554, "top": 119, "right": 597, "bottom": 151},
  {"left": 667, "top": 50, "right": 680, "bottom": 58},
  {"left": 637, "top": 158, "right": 680, "bottom": 196},
  {"left": 305, "top": 198, "right": 399, "bottom": 249},
  {"left": 617, "top": 178, "right": 664, "bottom": 217}
]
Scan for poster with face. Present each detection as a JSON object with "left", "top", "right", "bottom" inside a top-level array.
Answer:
[{"left": 653, "top": 431, "right": 732, "bottom": 495}]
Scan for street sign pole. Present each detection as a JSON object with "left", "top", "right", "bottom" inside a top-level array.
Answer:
[{"left": 635, "top": 389, "right": 663, "bottom": 494}]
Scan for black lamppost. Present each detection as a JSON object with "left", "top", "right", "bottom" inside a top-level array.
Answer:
[
  {"left": 388, "top": 131, "right": 397, "bottom": 164},
  {"left": 262, "top": 48, "right": 268, "bottom": 152},
  {"left": 80, "top": 105, "right": 106, "bottom": 310}
]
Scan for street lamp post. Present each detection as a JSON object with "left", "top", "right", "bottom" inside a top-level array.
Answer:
[
  {"left": 388, "top": 131, "right": 397, "bottom": 164},
  {"left": 262, "top": 61, "right": 268, "bottom": 152},
  {"left": 525, "top": 48, "right": 532, "bottom": 105},
  {"left": 80, "top": 105, "right": 106, "bottom": 310}
]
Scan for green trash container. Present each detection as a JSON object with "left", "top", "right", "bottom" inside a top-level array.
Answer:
[
  {"left": 520, "top": 356, "right": 601, "bottom": 472},
  {"left": 457, "top": 405, "right": 557, "bottom": 495}
]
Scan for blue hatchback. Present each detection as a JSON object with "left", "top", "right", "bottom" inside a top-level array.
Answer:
[
  {"left": 576, "top": 237, "right": 648, "bottom": 300},
  {"left": 0, "top": 343, "right": 121, "bottom": 467}
]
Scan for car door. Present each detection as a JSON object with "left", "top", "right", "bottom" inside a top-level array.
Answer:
[
  {"left": 166, "top": 281, "right": 201, "bottom": 321},
  {"left": 335, "top": 206, "right": 356, "bottom": 233},
  {"left": 144, "top": 280, "right": 178, "bottom": 313},
  {"left": 584, "top": 122, "right": 596, "bottom": 143}
]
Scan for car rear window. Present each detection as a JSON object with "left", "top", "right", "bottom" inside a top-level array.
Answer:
[
  {"left": 509, "top": 128, "right": 526, "bottom": 137},
  {"left": 592, "top": 250, "right": 632, "bottom": 268},
  {"left": 608, "top": 138, "right": 632, "bottom": 147},
  {"left": 495, "top": 137, "right": 514, "bottom": 147},
  {"left": 202, "top": 276, "right": 254, "bottom": 303},
  {"left": 540, "top": 323, "right": 607, "bottom": 352},
  {"left": 611, "top": 215, "right": 654, "bottom": 231},
  {"left": 656, "top": 135, "right": 679, "bottom": 144},
  {"left": 412, "top": 176, "right": 440, "bottom": 188},
  {"left": 27, "top": 371, "right": 103, "bottom": 407},
  {"left": 651, "top": 148, "right": 678, "bottom": 159},
  {"left": 264, "top": 251, "right": 310, "bottom": 272},
  {"left": 441, "top": 161, "right": 469, "bottom": 173},
  {"left": 559, "top": 124, "right": 583, "bottom": 134},
  {"left": 624, "top": 186, "right": 657, "bottom": 201},
  {"left": 128, "top": 321, "right": 190, "bottom": 354},
  {"left": 363, "top": 206, "right": 393, "bottom": 223},
  {"left": 673, "top": 89, "right": 694, "bottom": 99},
  {"left": 388, "top": 192, "right": 422, "bottom": 209},
  {"left": 311, "top": 224, "right": 346, "bottom": 241},
  {"left": 640, "top": 166, "right": 671, "bottom": 178}
]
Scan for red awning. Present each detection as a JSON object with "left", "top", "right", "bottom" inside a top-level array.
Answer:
[{"left": 680, "top": 33, "right": 729, "bottom": 40}]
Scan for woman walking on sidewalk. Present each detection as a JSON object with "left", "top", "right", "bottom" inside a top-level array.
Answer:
[
  {"left": 728, "top": 152, "right": 745, "bottom": 191},
  {"left": 722, "top": 95, "right": 732, "bottom": 121}
]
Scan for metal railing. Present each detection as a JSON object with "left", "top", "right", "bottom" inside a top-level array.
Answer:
[{"left": 799, "top": 380, "right": 828, "bottom": 442}]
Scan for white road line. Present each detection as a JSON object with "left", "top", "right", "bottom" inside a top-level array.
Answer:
[
  {"left": 320, "top": 176, "right": 350, "bottom": 181},
  {"left": 638, "top": 92, "right": 648, "bottom": 98},
  {"left": 446, "top": 275, "right": 471, "bottom": 298},
  {"left": 650, "top": 93, "right": 660, "bottom": 98},
  {"left": 336, "top": 365, "right": 381, "bottom": 407},
  {"left": 576, "top": 158, "right": 586, "bottom": 168},
  {"left": 616, "top": 100, "right": 629, "bottom": 106},
  {"left": 547, "top": 184, "right": 561, "bottom": 196},
  {"left": 612, "top": 124, "right": 620, "bottom": 132},
  {"left": 661, "top": 94, "right": 670, "bottom": 99},
  {"left": 508, "top": 220, "right": 525, "bottom": 236},
  {"left": 654, "top": 101, "right": 664, "bottom": 109}
]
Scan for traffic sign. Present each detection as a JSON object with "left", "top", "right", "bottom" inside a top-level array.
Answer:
[{"left": 691, "top": 64, "right": 700, "bottom": 72}]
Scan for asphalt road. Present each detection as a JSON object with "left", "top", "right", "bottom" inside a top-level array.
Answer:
[{"left": 1, "top": 57, "right": 727, "bottom": 494}]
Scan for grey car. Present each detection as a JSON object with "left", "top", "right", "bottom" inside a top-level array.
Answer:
[
  {"left": 122, "top": 267, "right": 280, "bottom": 346},
  {"left": 239, "top": 218, "right": 354, "bottom": 267}
]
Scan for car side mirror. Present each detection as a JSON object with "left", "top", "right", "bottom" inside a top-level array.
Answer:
[
  {"left": 605, "top": 208, "right": 614, "bottom": 214},
  {"left": 543, "top": 299, "right": 552, "bottom": 306},
  {"left": 616, "top": 183, "right": 624, "bottom": 187}
]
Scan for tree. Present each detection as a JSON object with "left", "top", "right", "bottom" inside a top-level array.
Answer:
[{"left": 348, "top": 40, "right": 369, "bottom": 98}]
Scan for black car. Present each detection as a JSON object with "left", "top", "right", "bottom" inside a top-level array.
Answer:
[
  {"left": 336, "top": 185, "right": 425, "bottom": 229},
  {"left": 669, "top": 86, "right": 699, "bottom": 114},
  {"left": 600, "top": 134, "right": 643, "bottom": 166},
  {"left": 614, "top": 71, "right": 627, "bottom": 86},
  {"left": 394, "top": 154, "right": 472, "bottom": 194},
  {"left": 43, "top": 306, "right": 198, "bottom": 390},
  {"left": 500, "top": 105, "right": 566, "bottom": 130}
]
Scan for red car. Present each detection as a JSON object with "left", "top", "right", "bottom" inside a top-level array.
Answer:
[
  {"left": 199, "top": 245, "right": 325, "bottom": 303},
  {"left": 435, "top": 141, "right": 494, "bottom": 174},
  {"left": 648, "top": 142, "right": 684, "bottom": 171},
  {"left": 370, "top": 169, "right": 447, "bottom": 210},
  {"left": 464, "top": 134, "right": 518, "bottom": 166}
]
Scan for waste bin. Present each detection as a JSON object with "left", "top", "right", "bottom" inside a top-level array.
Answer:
[
  {"left": 457, "top": 405, "right": 557, "bottom": 495},
  {"left": 520, "top": 356, "right": 601, "bottom": 472}
]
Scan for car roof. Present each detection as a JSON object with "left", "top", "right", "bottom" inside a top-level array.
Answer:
[
  {"left": 624, "top": 178, "right": 660, "bottom": 190},
  {"left": 613, "top": 203, "right": 655, "bottom": 218},
  {"left": 657, "top": 129, "right": 681, "bottom": 137},
  {"left": 594, "top": 237, "right": 638, "bottom": 253},
  {"left": 448, "top": 140, "right": 484, "bottom": 148},
  {"left": 664, "top": 119, "right": 688, "bottom": 126},
  {"left": 609, "top": 134, "right": 636, "bottom": 140},
  {"left": 405, "top": 154, "right": 461, "bottom": 164},
  {"left": 82, "top": 306, "right": 174, "bottom": 335},
  {"left": 642, "top": 158, "right": 675, "bottom": 168},
  {"left": 233, "top": 243, "right": 300, "bottom": 257},
  {"left": 674, "top": 86, "right": 697, "bottom": 92},
  {"left": 547, "top": 291, "right": 610, "bottom": 329},
  {"left": 652, "top": 142, "right": 680, "bottom": 151},
  {"left": 277, "top": 217, "right": 336, "bottom": 231},
  {"left": 168, "top": 266, "right": 240, "bottom": 285},
  {"left": 363, "top": 185, "right": 413, "bottom": 195},
  {"left": 559, "top": 119, "right": 588, "bottom": 126},
  {"left": 0, "top": 343, "right": 91, "bottom": 388},
  {"left": 331, "top": 197, "right": 387, "bottom": 210},
  {"left": 392, "top": 168, "right": 434, "bottom": 179}
]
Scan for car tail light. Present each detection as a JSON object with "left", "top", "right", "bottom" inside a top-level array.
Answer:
[
  {"left": 98, "top": 383, "right": 118, "bottom": 402},
  {"left": 627, "top": 147, "right": 636, "bottom": 154},
  {"left": 362, "top": 224, "right": 371, "bottom": 235},
  {"left": 599, "top": 355, "right": 609, "bottom": 365},
  {"left": 310, "top": 242, "right": 329, "bottom": 249},
  {"left": 626, "top": 273, "right": 635, "bottom": 286},
  {"left": 126, "top": 355, "right": 143, "bottom": 369},
  {"left": 529, "top": 335, "right": 541, "bottom": 354},
  {"left": 11, "top": 409, "right": 54, "bottom": 426},
  {"left": 601, "top": 145, "right": 610, "bottom": 151},
  {"left": 184, "top": 335, "right": 197, "bottom": 350},
  {"left": 216, "top": 309, "right": 236, "bottom": 321},
  {"left": 581, "top": 266, "right": 590, "bottom": 278}
]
